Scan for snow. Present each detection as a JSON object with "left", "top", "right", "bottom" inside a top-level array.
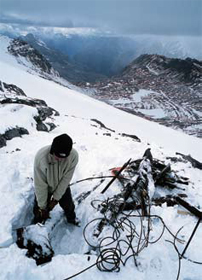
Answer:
[
  {"left": 0, "top": 103, "right": 37, "bottom": 134},
  {"left": 0, "top": 35, "right": 202, "bottom": 280},
  {"left": 132, "top": 90, "right": 151, "bottom": 103},
  {"left": 146, "top": 66, "right": 159, "bottom": 75},
  {"left": 137, "top": 108, "right": 166, "bottom": 118}
]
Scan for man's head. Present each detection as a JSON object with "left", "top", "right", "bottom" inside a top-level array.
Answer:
[{"left": 50, "top": 134, "right": 73, "bottom": 158}]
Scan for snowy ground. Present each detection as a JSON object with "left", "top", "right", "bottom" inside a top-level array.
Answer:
[{"left": 0, "top": 35, "right": 202, "bottom": 280}]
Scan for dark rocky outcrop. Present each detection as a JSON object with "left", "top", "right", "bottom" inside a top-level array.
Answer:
[
  {"left": 0, "top": 135, "right": 6, "bottom": 148},
  {"left": 21, "top": 33, "right": 106, "bottom": 84},
  {"left": 7, "top": 38, "right": 54, "bottom": 74},
  {"left": 36, "top": 122, "right": 56, "bottom": 132},
  {"left": 0, "top": 127, "right": 29, "bottom": 148},
  {"left": 4, "top": 127, "right": 29, "bottom": 140},
  {"left": 90, "top": 118, "right": 141, "bottom": 142},
  {"left": 0, "top": 81, "right": 59, "bottom": 147},
  {"left": 0, "top": 81, "right": 26, "bottom": 96}
]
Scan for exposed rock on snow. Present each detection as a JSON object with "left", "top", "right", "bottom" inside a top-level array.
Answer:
[
  {"left": 7, "top": 38, "right": 53, "bottom": 74},
  {"left": 0, "top": 81, "right": 26, "bottom": 96},
  {"left": 4, "top": 126, "right": 29, "bottom": 140},
  {"left": 0, "top": 81, "right": 59, "bottom": 146},
  {"left": 0, "top": 134, "right": 6, "bottom": 148},
  {"left": 90, "top": 118, "right": 141, "bottom": 142}
]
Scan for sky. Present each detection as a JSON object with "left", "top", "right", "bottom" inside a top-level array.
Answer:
[{"left": 0, "top": 0, "right": 202, "bottom": 36}]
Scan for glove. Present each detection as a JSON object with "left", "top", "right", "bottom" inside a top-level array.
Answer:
[
  {"left": 38, "top": 208, "right": 49, "bottom": 221},
  {"left": 48, "top": 197, "right": 58, "bottom": 211}
]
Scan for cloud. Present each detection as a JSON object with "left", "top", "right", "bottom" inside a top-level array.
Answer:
[{"left": 0, "top": 0, "right": 201, "bottom": 35}]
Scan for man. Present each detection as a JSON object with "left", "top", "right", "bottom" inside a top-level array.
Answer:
[{"left": 33, "top": 133, "right": 79, "bottom": 225}]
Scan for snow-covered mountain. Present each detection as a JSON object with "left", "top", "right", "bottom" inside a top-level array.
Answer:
[
  {"left": 83, "top": 54, "right": 202, "bottom": 138},
  {"left": 0, "top": 34, "right": 202, "bottom": 280},
  {"left": 20, "top": 33, "right": 107, "bottom": 83}
]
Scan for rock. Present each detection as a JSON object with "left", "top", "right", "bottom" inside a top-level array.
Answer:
[
  {"left": 8, "top": 39, "right": 53, "bottom": 74},
  {"left": 0, "top": 135, "right": 6, "bottom": 148},
  {"left": 4, "top": 127, "right": 29, "bottom": 140},
  {"left": 0, "top": 81, "right": 26, "bottom": 96},
  {"left": 91, "top": 119, "right": 115, "bottom": 132},
  {"left": 34, "top": 107, "right": 59, "bottom": 122},
  {"left": 1, "top": 97, "right": 47, "bottom": 107},
  {"left": 36, "top": 122, "right": 48, "bottom": 132},
  {"left": 45, "top": 123, "right": 57, "bottom": 131},
  {"left": 0, "top": 81, "right": 59, "bottom": 148},
  {"left": 119, "top": 132, "right": 141, "bottom": 142},
  {"left": 36, "top": 122, "right": 56, "bottom": 132},
  {"left": 0, "top": 82, "right": 3, "bottom": 92}
]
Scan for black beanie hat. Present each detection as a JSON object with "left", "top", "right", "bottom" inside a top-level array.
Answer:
[{"left": 50, "top": 134, "right": 73, "bottom": 158}]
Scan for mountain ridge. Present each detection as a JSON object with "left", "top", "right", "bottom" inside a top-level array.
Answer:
[{"left": 20, "top": 33, "right": 107, "bottom": 83}]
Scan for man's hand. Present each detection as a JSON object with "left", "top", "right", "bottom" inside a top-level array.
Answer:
[
  {"left": 38, "top": 208, "right": 49, "bottom": 222},
  {"left": 48, "top": 197, "right": 58, "bottom": 211}
]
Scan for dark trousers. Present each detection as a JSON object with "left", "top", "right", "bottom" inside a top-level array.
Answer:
[
  {"left": 59, "top": 187, "right": 76, "bottom": 222},
  {"left": 33, "top": 187, "right": 76, "bottom": 223}
]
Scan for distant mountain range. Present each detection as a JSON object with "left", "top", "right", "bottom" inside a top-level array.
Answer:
[{"left": 1, "top": 24, "right": 202, "bottom": 81}]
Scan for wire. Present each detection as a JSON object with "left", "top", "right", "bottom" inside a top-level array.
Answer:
[
  {"left": 83, "top": 195, "right": 170, "bottom": 271},
  {"left": 64, "top": 192, "right": 202, "bottom": 280},
  {"left": 63, "top": 162, "right": 201, "bottom": 279},
  {"left": 63, "top": 262, "right": 97, "bottom": 280},
  {"left": 69, "top": 175, "right": 114, "bottom": 186}
]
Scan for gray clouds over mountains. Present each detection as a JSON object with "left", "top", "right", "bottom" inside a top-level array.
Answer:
[{"left": 0, "top": 0, "right": 201, "bottom": 36}]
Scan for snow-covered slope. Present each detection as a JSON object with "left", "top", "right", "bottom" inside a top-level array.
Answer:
[{"left": 0, "top": 35, "right": 202, "bottom": 280}]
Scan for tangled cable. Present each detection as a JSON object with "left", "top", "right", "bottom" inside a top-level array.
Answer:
[
  {"left": 166, "top": 219, "right": 202, "bottom": 280},
  {"left": 64, "top": 176, "right": 202, "bottom": 280},
  {"left": 82, "top": 194, "right": 184, "bottom": 274}
]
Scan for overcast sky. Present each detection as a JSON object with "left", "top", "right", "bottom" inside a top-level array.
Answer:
[{"left": 0, "top": 0, "right": 201, "bottom": 36}]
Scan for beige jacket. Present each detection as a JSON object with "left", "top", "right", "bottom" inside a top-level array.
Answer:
[{"left": 34, "top": 145, "right": 79, "bottom": 209}]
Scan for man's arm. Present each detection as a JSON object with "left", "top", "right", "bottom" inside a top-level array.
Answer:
[{"left": 34, "top": 161, "right": 49, "bottom": 210}]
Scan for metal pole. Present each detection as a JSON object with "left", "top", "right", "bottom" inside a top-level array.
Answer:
[
  {"left": 180, "top": 217, "right": 202, "bottom": 259},
  {"left": 101, "top": 158, "right": 131, "bottom": 194}
]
